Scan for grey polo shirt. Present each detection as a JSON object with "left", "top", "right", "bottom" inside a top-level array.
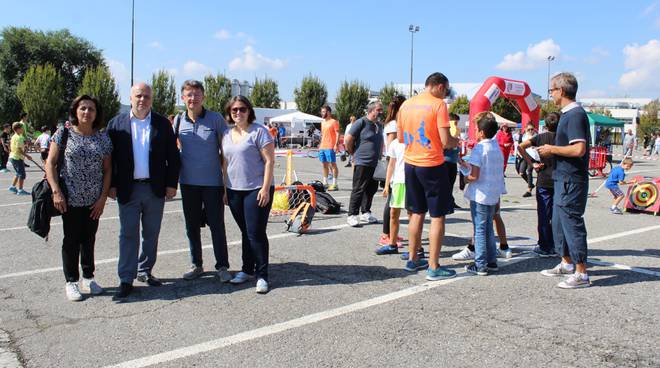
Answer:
[
  {"left": 348, "top": 117, "right": 383, "bottom": 167},
  {"left": 176, "top": 108, "right": 228, "bottom": 186}
]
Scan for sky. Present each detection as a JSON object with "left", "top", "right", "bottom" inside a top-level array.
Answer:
[{"left": 1, "top": 0, "right": 659, "bottom": 104}]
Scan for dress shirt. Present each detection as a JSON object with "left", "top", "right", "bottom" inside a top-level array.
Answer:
[{"left": 130, "top": 111, "right": 151, "bottom": 179}]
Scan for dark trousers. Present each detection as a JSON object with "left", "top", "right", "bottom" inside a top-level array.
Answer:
[
  {"left": 446, "top": 161, "right": 457, "bottom": 205},
  {"left": 349, "top": 165, "right": 378, "bottom": 216},
  {"left": 62, "top": 206, "right": 99, "bottom": 282},
  {"left": 519, "top": 160, "right": 534, "bottom": 189},
  {"left": 0, "top": 149, "right": 8, "bottom": 170},
  {"left": 382, "top": 185, "right": 391, "bottom": 234},
  {"left": 227, "top": 187, "right": 273, "bottom": 281},
  {"left": 536, "top": 186, "right": 554, "bottom": 252},
  {"left": 181, "top": 184, "right": 229, "bottom": 270},
  {"left": 552, "top": 181, "right": 588, "bottom": 264}
]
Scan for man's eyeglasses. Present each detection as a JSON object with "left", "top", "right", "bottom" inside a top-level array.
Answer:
[
  {"left": 231, "top": 107, "right": 248, "bottom": 114},
  {"left": 548, "top": 88, "right": 560, "bottom": 94}
]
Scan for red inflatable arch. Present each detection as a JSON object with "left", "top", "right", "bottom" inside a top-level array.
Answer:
[{"left": 468, "top": 76, "right": 540, "bottom": 143}]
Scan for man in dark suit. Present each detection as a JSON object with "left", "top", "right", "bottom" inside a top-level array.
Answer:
[{"left": 107, "top": 82, "right": 181, "bottom": 299}]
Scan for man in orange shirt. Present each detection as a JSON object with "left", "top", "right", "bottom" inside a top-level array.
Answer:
[
  {"left": 397, "top": 72, "right": 459, "bottom": 280},
  {"left": 319, "top": 105, "right": 340, "bottom": 191}
]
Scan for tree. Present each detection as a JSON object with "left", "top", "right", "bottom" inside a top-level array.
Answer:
[
  {"left": 204, "top": 73, "right": 232, "bottom": 113},
  {"left": 378, "top": 83, "right": 402, "bottom": 118},
  {"left": 639, "top": 99, "right": 660, "bottom": 136},
  {"left": 151, "top": 70, "right": 176, "bottom": 116},
  {"left": 491, "top": 97, "right": 521, "bottom": 123},
  {"left": 16, "top": 64, "right": 64, "bottom": 130},
  {"left": 540, "top": 101, "right": 561, "bottom": 119},
  {"left": 0, "top": 27, "right": 104, "bottom": 122},
  {"left": 293, "top": 74, "right": 327, "bottom": 115},
  {"left": 78, "top": 65, "right": 121, "bottom": 126},
  {"left": 251, "top": 77, "right": 280, "bottom": 108},
  {"left": 589, "top": 105, "right": 612, "bottom": 117},
  {"left": 335, "top": 80, "right": 370, "bottom": 129},
  {"left": 449, "top": 95, "right": 470, "bottom": 115}
]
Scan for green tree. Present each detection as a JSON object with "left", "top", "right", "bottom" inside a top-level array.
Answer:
[
  {"left": 204, "top": 73, "right": 232, "bottom": 113},
  {"left": 639, "top": 99, "right": 660, "bottom": 136},
  {"left": 16, "top": 64, "right": 64, "bottom": 130},
  {"left": 540, "top": 101, "right": 561, "bottom": 119},
  {"left": 0, "top": 27, "right": 104, "bottom": 122},
  {"left": 293, "top": 74, "right": 327, "bottom": 115},
  {"left": 151, "top": 70, "right": 176, "bottom": 116},
  {"left": 251, "top": 77, "right": 280, "bottom": 108},
  {"left": 588, "top": 105, "right": 612, "bottom": 117},
  {"left": 335, "top": 80, "right": 370, "bottom": 129},
  {"left": 78, "top": 65, "right": 121, "bottom": 126},
  {"left": 491, "top": 97, "right": 521, "bottom": 123},
  {"left": 449, "top": 95, "right": 470, "bottom": 114},
  {"left": 378, "top": 83, "right": 402, "bottom": 118}
]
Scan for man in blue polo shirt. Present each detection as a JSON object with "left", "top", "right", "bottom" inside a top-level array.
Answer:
[
  {"left": 175, "top": 80, "right": 231, "bottom": 282},
  {"left": 537, "top": 72, "right": 591, "bottom": 289}
]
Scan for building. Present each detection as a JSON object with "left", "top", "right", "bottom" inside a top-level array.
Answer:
[{"left": 579, "top": 98, "right": 653, "bottom": 134}]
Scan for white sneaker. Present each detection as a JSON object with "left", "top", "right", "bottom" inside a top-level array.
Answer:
[
  {"left": 217, "top": 267, "right": 232, "bottom": 283},
  {"left": 452, "top": 247, "right": 475, "bottom": 261},
  {"left": 81, "top": 278, "right": 104, "bottom": 295},
  {"left": 65, "top": 282, "right": 83, "bottom": 301},
  {"left": 557, "top": 272, "right": 591, "bottom": 289},
  {"left": 540, "top": 262, "right": 575, "bottom": 277},
  {"left": 497, "top": 248, "right": 512, "bottom": 259},
  {"left": 229, "top": 271, "right": 254, "bottom": 284},
  {"left": 347, "top": 215, "right": 360, "bottom": 227},
  {"left": 256, "top": 278, "right": 269, "bottom": 294},
  {"left": 360, "top": 212, "right": 378, "bottom": 224}
]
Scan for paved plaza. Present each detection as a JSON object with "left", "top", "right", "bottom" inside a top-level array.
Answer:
[{"left": 0, "top": 155, "right": 658, "bottom": 367}]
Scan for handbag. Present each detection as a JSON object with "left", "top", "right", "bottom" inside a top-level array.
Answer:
[
  {"left": 372, "top": 159, "right": 388, "bottom": 182},
  {"left": 41, "top": 127, "right": 69, "bottom": 216}
]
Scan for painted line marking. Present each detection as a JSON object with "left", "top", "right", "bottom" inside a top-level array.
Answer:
[
  {"left": 587, "top": 259, "right": 660, "bottom": 277},
  {"left": 0, "top": 201, "right": 32, "bottom": 207}
]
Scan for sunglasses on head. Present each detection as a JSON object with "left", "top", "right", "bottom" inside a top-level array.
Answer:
[{"left": 231, "top": 107, "right": 248, "bottom": 114}]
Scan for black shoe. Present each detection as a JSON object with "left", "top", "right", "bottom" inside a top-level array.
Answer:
[
  {"left": 114, "top": 283, "right": 133, "bottom": 299},
  {"left": 137, "top": 274, "right": 163, "bottom": 286},
  {"left": 522, "top": 191, "right": 532, "bottom": 198},
  {"left": 24, "top": 163, "right": 30, "bottom": 167},
  {"left": 453, "top": 202, "right": 461, "bottom": 209},
  {"left": 345, "top": 163, "right": 352, "bottom": 167}
]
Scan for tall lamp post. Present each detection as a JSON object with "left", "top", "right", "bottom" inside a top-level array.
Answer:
[
  {"left": 546, "top": 55, "right": 555, "bottom": 102},
  {"left": 409, "top": 24, "right": 419, "bottom": 98},
  {"left": 130, "top": 0, "right": 135, "bottom": 86}
]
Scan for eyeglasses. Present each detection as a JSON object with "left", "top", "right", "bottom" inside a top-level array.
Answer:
[
  {"left": 231, "top": 107, "right": 248, "bottom": 114},
  {"left": 548, "top": 88, "right": 560, "bottom": 94}
]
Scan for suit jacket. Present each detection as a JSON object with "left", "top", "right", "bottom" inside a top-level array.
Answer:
[{"left": 107, "top": 111, "right": 181, "bottom": 204}]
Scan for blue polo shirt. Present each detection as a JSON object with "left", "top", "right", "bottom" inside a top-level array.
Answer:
[
  {"left": 176, "top": 108, "right": 228, "bottom": 186},
  {"left": 552, "top": 103, "right": 590, "bottom": 183}
]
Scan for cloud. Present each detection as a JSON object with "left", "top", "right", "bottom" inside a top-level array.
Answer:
[
  {"left": 496, "top": 39, "right": 560, "bottom": 70},
  {"left": 214, "top": 29, "right": 231, "bottom": 40},
  {"left": 228, "top": 46, "right": 286, "bottom": 71},
  {"left": 584, "top": 47, "right": 609, "bottom": 64},
  {"left": 182, "top": 60, "right": 212, "bottom": 76},
  {"left": 619, "top": 39, "right": 660, "bottom": 90},
  {"left": 106, "top": 58, "right": 131, "bottom": 103},
  {"left": 148, "top": 41, "right": 163, "bottom": 50},
  {"left": 582, "top": 89, "right": 608, "bottom": 98},
  {"left": 642, "top": 2, "right": 657, "bottom": 16}
]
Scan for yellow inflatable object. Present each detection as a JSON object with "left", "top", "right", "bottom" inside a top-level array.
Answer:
[{"left": 272, "top": 191, "right": 289, "bottom": 211}]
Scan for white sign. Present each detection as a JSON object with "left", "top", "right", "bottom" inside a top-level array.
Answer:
[
  {"left": 484, "top": 83, "right": 501, "bottom": 105},
  {"left": 524, "top": 93, "right": 538, "bottom": 111},
  {"left": 504, "top": 80, "right": 526, "bottom": 96}
]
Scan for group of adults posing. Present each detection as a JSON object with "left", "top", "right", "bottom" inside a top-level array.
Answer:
[
  {"left": 47, "top": 80, "right": 275, "bottom": 301},
  {"left": 338, "top": 72, "right": 592, "bottom": 288}
]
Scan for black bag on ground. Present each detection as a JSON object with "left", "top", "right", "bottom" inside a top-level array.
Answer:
[
  {"left": 285, "top": 201, "right": 315, "bottom": 234},
  {"left": 308, "top": 180, "right": 325, "bottom": 193},
  {"left": 315, "top": 191, "right": 342, "bottom": 214}
]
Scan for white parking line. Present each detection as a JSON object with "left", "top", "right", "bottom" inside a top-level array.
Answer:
[{"left": 0, "top": 201, "right": 32, "bottom": 207}]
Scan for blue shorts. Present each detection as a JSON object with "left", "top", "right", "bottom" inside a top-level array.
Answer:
[
  {"left": 10, "top": 158, "right": 26, "bottom": 179},
  {"left": 608, "top": 186, "right": 624, "bottom": 198},
  {"left": 318, "top": 149, "right": 336, "bottom": 163},
  {"left": 404, "top": 163, "right": 453, "bottom": 218}
]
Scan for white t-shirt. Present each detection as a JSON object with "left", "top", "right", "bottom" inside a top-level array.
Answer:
[
  {"left": 383, "top": 120, "right": 397, "bottom": 152},
  {"left": 36, "top": 133, "right": 50, "bottom": 150},
  {"left": 655, "top": 137, "right": 660, "bottom": 146},
  {"left": 464, "top": 138, "right": 507, "bottom": 205},
  {"left": 387, "top": 139, "right": 405, "bottom": 184}
]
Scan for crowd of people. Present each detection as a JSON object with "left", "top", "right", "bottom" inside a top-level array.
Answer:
[{"left": 5, "top": 70, "right": 636, "bottom": 302}]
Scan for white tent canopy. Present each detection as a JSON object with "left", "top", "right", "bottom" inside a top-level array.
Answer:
[
  {"left": 269, "top": 111, "right": 323, "bottom": 135},
  {"left": 490, "top": 111, "right": 517, "bottom": 127}
]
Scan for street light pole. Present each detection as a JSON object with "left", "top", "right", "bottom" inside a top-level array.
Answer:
[
  {"left": 546, "top": 55, "right": 555, "bottom": 102},
  {"left": 130, "top": 0, "right": 135, "bottom": 86},
  {"left": 409, "top": 24, "right": 419, "bottom": 98}
]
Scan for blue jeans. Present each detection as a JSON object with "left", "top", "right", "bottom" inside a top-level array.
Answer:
[
  {"left": 470, "top": 201, "right": 497, "bottom": 268},
  {"left": 181, "top": 184, "right": 228, "bottom": 270},
  {"left": 226, "top": 187, "right": 274, "bottom": 281},
  {"left": 536, "top": 187, "right": 554, "bottom": 252},
  {"left": 552, "top": 180, "right": 588, "bottom": 264}
]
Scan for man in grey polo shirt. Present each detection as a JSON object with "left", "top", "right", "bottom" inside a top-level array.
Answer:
[{"left": 175, "top": 80, "right": 231, "bottom": 282}]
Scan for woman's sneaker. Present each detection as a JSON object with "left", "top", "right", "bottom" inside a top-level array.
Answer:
[
  {"left": 426, "top": 266, "right": 457, "bottom": 281},
  {"left": 497, "top": 248, "right": 512, "bottom": 259},
  {"left": 540, "top": 262, "right": 575, "bottom": 277},
  {"left": 8, "top": 186, "right": 17, "bottom": 194},
  {"left": 400, "top": 248, "right": 425, "bottom": 260},
  {"left": 375, "top": 245, "right": 398, "bottom": 255},
  {"left": 255, "top": 278, "right": 269, "bottom": 294},
  {"left": 229, "top": 271, "right": 254, "bottom": 284},
  {"left": 465, "top": 263, "right": 488, "bottom": 276},
  {"left": 452, "top": 247, "right": 474, "bottom": 261},
  {"left": 557, "top": 273, "right": 590, "bottom": 289},
  {"left": 404, "top": 259, "right": 428, "bottom": 272},
  {"left": 81, "top": 278, "right": 104, "bottom": 295},
  {"left": 65, "top": 282, "right": 83, "bottom": 301}
]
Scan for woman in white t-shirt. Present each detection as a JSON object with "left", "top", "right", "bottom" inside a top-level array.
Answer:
[{"left": 35, "top": 125, "right": 51, "bottom": 163}]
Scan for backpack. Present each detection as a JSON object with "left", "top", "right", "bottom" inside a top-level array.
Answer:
[
  {"left": 308, "top": 180, "right": 325, "bottom": 193},
  {"left": 27, "top": 127, "right": 69, "bottom": 239},
  {"left": 288, "top": 181, "right": 311, "bottom": 209},
  {"left": 315, "top": 191, "right": 342, "bottom": 214},
  {"left": 285, "top": 201, "right": 315, "bottom": 234}
]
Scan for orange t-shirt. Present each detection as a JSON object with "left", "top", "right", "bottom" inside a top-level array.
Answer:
[
  {"left": 396, "top": 92, "right": 450, "bottom": 167},
  {"left": 269, "top": 127, "right": 278, "bottom": 138},
  {"left": 319, "top": 118, "right": 340, "bottom": 150}
]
